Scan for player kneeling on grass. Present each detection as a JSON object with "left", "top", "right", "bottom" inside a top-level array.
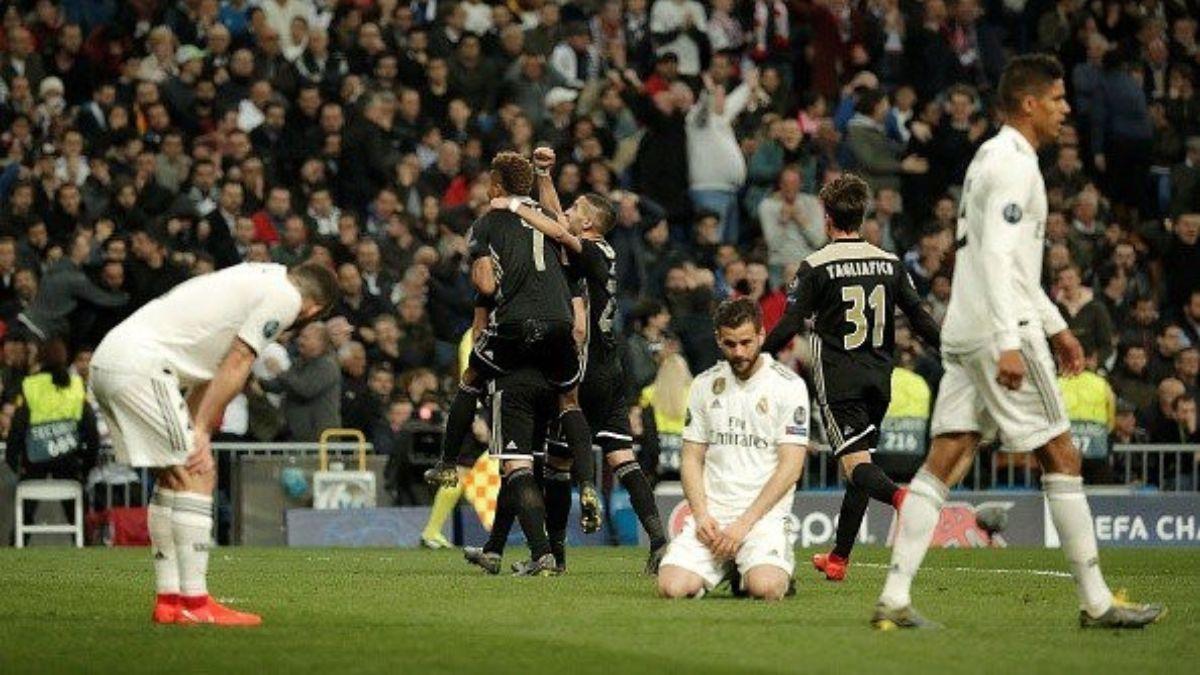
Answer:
[
  {"left": 90, "top": 262, "right": 338, "bottom": 626},
  {"left": 657, "top": 298, "right": 809, "bottom": 601}
]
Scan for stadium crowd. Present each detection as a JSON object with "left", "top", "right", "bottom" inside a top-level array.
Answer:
[{"left": 0, "top": 0, "right": 1198, "bottom": 497}]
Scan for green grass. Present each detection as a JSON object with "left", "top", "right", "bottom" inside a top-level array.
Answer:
[{"left": 0, "top": 547, "right": 1196, "bottom": 674}]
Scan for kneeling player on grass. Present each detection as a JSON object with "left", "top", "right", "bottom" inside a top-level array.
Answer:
[
  {"left": 90, "top": 263, "right": 338, "bottom": 625},
  {"left": 657, "top": 298, "right": 809, "bottom": 601}
]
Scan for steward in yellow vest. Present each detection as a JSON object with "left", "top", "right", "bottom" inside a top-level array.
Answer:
[{"left": 5, "top": 347, "right": 100, "bottom": 481}]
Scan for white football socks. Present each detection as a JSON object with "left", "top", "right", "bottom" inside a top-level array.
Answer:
[
  {"left": 148, "top": 488, "right": 178, "bottom": 596},
  {"left": 879, "top": 469, "right": 947, "bottom": 610},
  {"left": 1043, "top": 474, "right": 1113, "bottom": 617},
  {"left": 172, "top": 492, "right": 214, "bottom": 599}
]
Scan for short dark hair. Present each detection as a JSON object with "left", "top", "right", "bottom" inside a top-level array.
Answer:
[
  {"left": 582, "top": 193, "right": 615, "bottom": 234},
  {"left": 713, "top": 297, "right": 762, "bottom": 332},
  {"left": 854, "top": 88, "right": 886, "bottom": 116},
  {"left": 819, "top": 173, "right": 871, "bottom": 233},
  {"left": 291, "top": 262, "right": 340, "bottom": 311},
  {"left": 490, "top": 151, "right": 534, "bottom": 196},
  {"left": 997, "top": 54, "right": 1064, "bottom": 115}
]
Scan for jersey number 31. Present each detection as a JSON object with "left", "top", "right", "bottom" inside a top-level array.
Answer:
[{"left": 842, "top": 284, "right": 886, "bottom": 350}]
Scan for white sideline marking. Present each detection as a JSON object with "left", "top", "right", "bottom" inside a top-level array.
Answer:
[{"left": 856, "top": 562, "right": 1072, "bottom": 579}]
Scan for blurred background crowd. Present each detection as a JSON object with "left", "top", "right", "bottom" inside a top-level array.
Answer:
[{"left": 0, "top": 0, "right": 1198, "bottom": 501}]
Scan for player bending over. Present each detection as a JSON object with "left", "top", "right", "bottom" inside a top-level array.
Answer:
[
  {"left": 763, "top": 173, "right": 940, "bottom": 581},
  {"left": 499, "top": 146, "right": 668, "bottom": 575},
  {"left": 872, "top": 54, "right": 1163, "bottom": 630},
  {"left": 657, "top": 298, "right": 809, "bottom": 600},
  {"left": 90, "top": 262, "right": 338, "bottom": 625}
]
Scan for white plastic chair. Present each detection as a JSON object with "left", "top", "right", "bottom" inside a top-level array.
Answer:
[{"left": 15, "top": 479, "right": 84, "bottom": 548}]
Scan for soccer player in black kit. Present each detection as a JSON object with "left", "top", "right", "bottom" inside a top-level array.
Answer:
[
  {"left": 499, "top": 147, "right": 669, "bottom": 574},
  {"left": 429, "top": 152, "right": 601, "bottom": 558},
  {"left": 763, "top": 174, "right": 941, "bottom": 581}
]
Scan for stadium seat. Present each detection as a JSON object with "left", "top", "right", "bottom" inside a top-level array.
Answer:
[{"left": 15, "top": 480, "right": 84, "bottom": 549}]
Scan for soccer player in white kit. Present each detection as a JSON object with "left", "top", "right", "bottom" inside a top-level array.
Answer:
[
  {"left": 657, "top": 298, "right": 810, "bottom": 601},
  {"left": 90, "top": 263, "right": 338, "bottom": 625},
  {"left": 871, "top": 55, "right": 1164, "bottom": 630}
]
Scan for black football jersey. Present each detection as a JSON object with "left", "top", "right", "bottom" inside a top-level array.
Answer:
[
  {"left": 570, "top": 238, "right": 619, "bottom": 363},
  {"left": 764, "top": 238, "right": 940, "bottom": 402},
  {"left": 467, "top": 207, "right": 574, "bottom": 326}
]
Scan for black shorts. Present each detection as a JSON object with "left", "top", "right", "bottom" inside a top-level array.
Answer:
[
  {"left": 470, "top": 320, "right": 582, "bottom": 392},
  {"left": 580, "top": 359, "right": 633, "bottom": 454},
  {"left": 487, "top": 369, "right": 557, "bottom": 460},
  {"left": 819, "top": 390, "right": 891, "bottom": 458}
]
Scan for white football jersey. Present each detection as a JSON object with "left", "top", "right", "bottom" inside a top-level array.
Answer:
[
  {"left": 93, "top": 263, "right": 302, "bottom": 387},
  {"left": 683, "top": 354, "right": 810, "bottom": 520},
  {"left": 941, "top": 125, "right": 1067, "bottom": 353}
]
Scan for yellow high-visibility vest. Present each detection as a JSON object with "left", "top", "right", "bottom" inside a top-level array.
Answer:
[
  {"left": 639, "top": 385, "right": 685, "bottom": 436},
  {"left": 1059, "top": 371, "right": 1114, "bottom": 429},
  {"left": 885, "top": 368, "right": 931, "bottom": 419},
  {"left": 22, "top": 373, "right": 85, "bottom": 425}
]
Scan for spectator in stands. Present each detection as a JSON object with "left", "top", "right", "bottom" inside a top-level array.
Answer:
[
  {"left": 638, "top": 349, "right": 692, "bottom": 448},
  {"left": 622, "top": 71, "right": 691, "bottom": 227},
  {"left": 341, "top": 90, "right": 401, "bottom": 213},
  {"left": 1091, "top": 50, "right": 1154, "bottom": 215},
  {"left": 1109, "top": 398, "right": 1150, "bottom": 482},
  {"left": 1163, "top": 213, "right": 1200, "bottom": 313},
  {"left": 845, "top": 88, "right": 929, "bottom": 193},
  {"left": 1055, "top": 265, "right": 1115, "bottom": 366},
  {"left": 1175, "top": 347, "right": 1199, "bottom": 396},
  {"left": 1144, "top": 378, "right": 1187, "bottom": 443},
  {"left": 650, "top": 0, "right": 707, "bottom": 77},
  {"left": 1169, "top": 137, "right": 1200, "bottom": 217},
  {"left": 740, "top": 260, "right": 786, "bottom": 334},
  {"left": 1171, "top": 394, "right": 1200, "bottom": 444},
  {"left": 1111, "top": 343, "right": 1159, "bottom": 413},
  {"left": 1181, "top": 289, "right": 1200, "bottom": 346},
  {"left": 758, "top": 165, "right": 826, "bottom": 280},
  {"left": 1151, "top": 323, "right": 1188, "bottom": 382},
  {"left": 271, "top": 214, "right": 312, "bottom": 268},
  {"left": 337, "top": 339, "right": 369, "bottom": 425},
  {"left": 332, "top": 263, "right": 387, "bottom": 338},
  {"left": 18, "top": 231, "right": 128, "bottom": 342},
  {"left": 262, "top": 322, "right": 340, "bottom": 442},
  {"left": 127, "top": 228, "right": 189, "bottom": 308},
  {"left": 687, "top": 68, "right": 754, "bottom": 243}
]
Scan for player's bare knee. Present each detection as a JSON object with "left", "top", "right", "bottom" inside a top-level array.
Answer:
[
  {"left": 657, "top": 572, "right": 702, "bottom": 599},
  {"left": 558, "top": 389, "right": 579, "bottom": 409},
  {"left": 925, "top": 433, "right": 978, "bottom": 484},
  {"left": 742, "top": 568, "right": 790, "bottom": 601},
  {"left": 606, "top": 449, "right": 635, "bottom": 466},
  {"left": 839, "top": 450, "right": 871, "bottom": 476},
  {"left": 503, "top": 459, "right": 533, "bottom": 475},
  {"left": 1037, "top": 433, "right": 1082, "bottom": 476}
]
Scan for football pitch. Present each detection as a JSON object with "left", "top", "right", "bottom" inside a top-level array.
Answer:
[{"left": 0, "top": 547, "right": 1196, "bottom": 674}]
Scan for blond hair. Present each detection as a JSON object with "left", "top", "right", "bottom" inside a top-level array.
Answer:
[{"left": 651, "top": 354, "right": 693, "bottom": 423}]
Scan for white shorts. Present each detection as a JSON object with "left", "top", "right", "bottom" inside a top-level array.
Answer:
[
  {"left": 930, "top": 335, "right": 1070, "bottom": 453},
  {"left": 660, "top": 513, "right": 798, "bottom": 591},
  {"left": 90, "top": 364, "right": 193, "bottom": 468}
]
